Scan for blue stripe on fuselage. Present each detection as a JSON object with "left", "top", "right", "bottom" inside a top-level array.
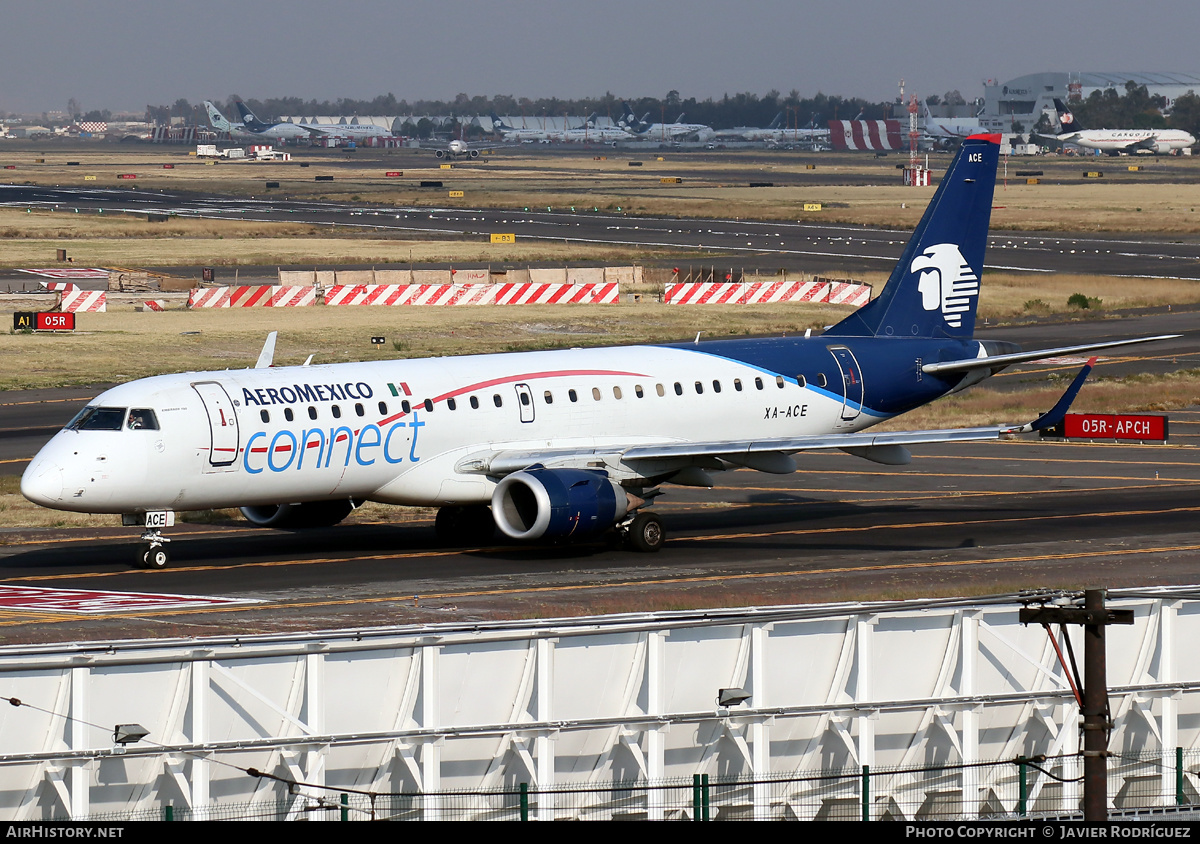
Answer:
[{"left": 660, "top": 335, "right": 981, "bottom": 417}]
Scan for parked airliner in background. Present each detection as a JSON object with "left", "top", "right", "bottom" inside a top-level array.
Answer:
[
  {"left": 208, "top": 101, "right": 391, "bottom": 142},
  {"left": 922, "top": 103, "right": 987, "bottom": 149},
  {"left": 230, "top": 102, "right": 315, "bottom": 141},
  {"left": 21, "top": 135, "right": 1174, "bottom": 567},
  {"left": 489, "top": 113, "right": 552, "bottom": 143},
  {"left": 1042, "top": 98, "right": 1196, "bottom": 154},
  {"left": 712, "top": 111, "right": 786, "bottom": 142},
  {"left": 621, "top": 102, "right": 714, "bottom": 141}
]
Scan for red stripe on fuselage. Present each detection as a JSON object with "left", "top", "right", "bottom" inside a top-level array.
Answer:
[{"left": 375, "top": 368, "right": 647, "bottom": 427}]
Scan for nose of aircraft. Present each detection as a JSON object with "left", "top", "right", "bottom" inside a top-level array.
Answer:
[{"left": 21, "top": 455, "right": 64, "bottom": 507}]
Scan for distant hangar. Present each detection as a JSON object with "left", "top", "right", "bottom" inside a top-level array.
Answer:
[{"left": 980, "top": 71, "right": 1200, "bottom": 132}]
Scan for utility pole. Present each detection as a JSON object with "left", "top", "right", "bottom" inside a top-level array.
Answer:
[{"left": 1019, "top": 589, "right": 1133, "bottom": 822}]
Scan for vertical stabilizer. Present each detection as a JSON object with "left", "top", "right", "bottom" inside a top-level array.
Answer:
[
  {"left": 826, "top": 134, "right": 1001, "bottom": 340},
  {"left": 1052, "top": 98, "right": 1083, "bottom": 132},
  {"left": 234, "top": 102, "right": 266, "bottom": 131},
  {"left": 204, "top": 102, "right": 233, "bottom": 131}
]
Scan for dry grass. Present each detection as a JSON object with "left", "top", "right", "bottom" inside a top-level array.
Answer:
[
  {"left": 0, "top": 301, "right": 855, "bottom": 390},
  {"left": 4, "top": 266, "right": 1200, "bottom": 391}
]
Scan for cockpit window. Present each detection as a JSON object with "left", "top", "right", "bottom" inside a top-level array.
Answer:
[
  {"left": 127, "top": 409, "right": 159, "bottom": 430},
  {"left": 66, "top": 406, "right": 127, "bottom": 431}
]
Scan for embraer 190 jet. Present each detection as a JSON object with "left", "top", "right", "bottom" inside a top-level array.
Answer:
[{"left": 21, "top": 135, "right": 1173, "bottom": 567}]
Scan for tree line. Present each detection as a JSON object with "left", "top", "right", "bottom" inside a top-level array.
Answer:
[{"left": 142, "top": 90, "right": 893, "bottom": 131}]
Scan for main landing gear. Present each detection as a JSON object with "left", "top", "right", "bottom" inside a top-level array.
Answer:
[{"left": 620, "top": 511, "right": 665, "bottom": 553}]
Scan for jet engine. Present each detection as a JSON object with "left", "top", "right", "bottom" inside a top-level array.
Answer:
[
  {"left": 491, "top": 468, "right": 630, "bottom": 541},
  {"left": 240, "top": 500, "right": 355, "bottom": 529}
]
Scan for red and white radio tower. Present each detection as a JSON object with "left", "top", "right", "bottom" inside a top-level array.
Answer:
[{"left": 900, "top": 78, "right": 929, "bottom": 186}]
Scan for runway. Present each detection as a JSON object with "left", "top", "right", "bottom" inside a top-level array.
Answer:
[
  {"left": 1, "top": 437, "right": 1199, "bottom": 646},
  {"left": 3, "top": 184, "right": 1200, "bottom": 289}
]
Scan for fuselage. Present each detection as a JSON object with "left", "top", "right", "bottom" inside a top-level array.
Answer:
[
  {"left": 21, "top": 336, "right": 978, "bottom": 517},
  {"left": 1064, "top": 129, "right": 1196, "bottom": 153}
]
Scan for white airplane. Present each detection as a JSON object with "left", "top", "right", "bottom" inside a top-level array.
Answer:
[
  {"left": 557, "top": 114, "right": 632, "bottom": 144},
  {"left": 430, "top": 138, "right": 492, "bottom": 159},
  {"left": 290, "top": 117, "right": 392, "bottom": 142},
  {"left": 21, "top": 135, "right": 1176, "bottom": 568},
  {"left": 1042, "top": 98, "right": 1196, "bottom": 155},
  {"left": 621, "top": 102, "right": 714, "bottom": 142},
  {"left": 489, "top": 113, "right": 552, "bottom": 143},
  {"left": 712, "top": 111, "right": 786, "bottom": 142},
  {"left": 922, "top": 103, "right": 987, "bottom": 150},
  {"left": 206, "top": 101, "right": 391, "bottom": 143}
]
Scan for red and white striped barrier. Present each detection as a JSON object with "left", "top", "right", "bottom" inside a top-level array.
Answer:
[
  {"left": 666, "top": 280, "right": 870, "bottom": 307},
  {"left": 664, "top": 282, "right": 744, "bottom": 305},
  {"left": 188, "top": 288, "right": 229, "bottom": 308},
  {"left": 46, "top": 284, "right": 106, "bottom": 312},
  {"left": 324, "top": 282, "right": 620, "bottom": 307},
  {"left": 188, "top": 286, "right": 316, "bottom": 309},
  {"left": 143, "top": 300, "right": 168, "bottom": 312},
  {"left": 225, "top": 285, "right": 316, "bottom": 308},
  {"left": 743, "top": 281, "right": 829, "bottom": 304},
  {"left": 826, "top": 282, "right": 872, "bottom": 307}
]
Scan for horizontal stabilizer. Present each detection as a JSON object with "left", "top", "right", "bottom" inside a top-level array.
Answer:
[{"left": 921, "top": 334, "right": 1178, "bottom": 374}]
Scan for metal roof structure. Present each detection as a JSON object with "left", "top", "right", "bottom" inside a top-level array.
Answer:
[{"left": 1, "top": 587, "right": 1198, "bottom": 820}]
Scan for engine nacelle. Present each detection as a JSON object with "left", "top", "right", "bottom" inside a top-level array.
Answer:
[
  {"left": 491, "top": 468, "right": 629, "bottom": 541},
  {"left": 469, "top": 149, "right": 480, "bottom": 158},
  {"left": 240, "top": 500, "right": 355, "bottom": 529},
  {"left": 434, "top": 149, "right": 447, "bottom": 159}
]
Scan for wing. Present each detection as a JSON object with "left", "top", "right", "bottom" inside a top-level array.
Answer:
[{"left": 458, "top": 359, "right": 1097, "bottom": 478}]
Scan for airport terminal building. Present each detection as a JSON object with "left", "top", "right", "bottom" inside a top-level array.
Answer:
[{"left": 979, "top": 71, "right": 1200, "bottom": 132}]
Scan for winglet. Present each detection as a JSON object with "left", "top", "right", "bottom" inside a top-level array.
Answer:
[
  {"left": 254, "top": 331, "right": 278, "bottom": 369},
  {"left": 1010, "top": 356, "right": 1097, "bottom": 433}
]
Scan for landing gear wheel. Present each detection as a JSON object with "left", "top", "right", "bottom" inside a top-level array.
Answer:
[
  {"left": 626, "top": 512, "right": 665, "bottom": 553},
  {"left": 139, "top": 545, "right": 169, "bottom": 569}
]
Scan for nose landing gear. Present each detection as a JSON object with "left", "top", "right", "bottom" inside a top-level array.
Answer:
[
  {"left": 123, "top": 511, "right": 176, "bottom": 569},
  {"left": 138, "top": 532, "right": 170, "bottom": 569}
]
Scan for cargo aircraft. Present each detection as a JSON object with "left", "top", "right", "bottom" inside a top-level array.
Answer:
[
  {"left": 1041, "top": 98, "right": 1195, "bottom": 155},
  {"left": 21, "top": 135, "right": 1174, "bottom": 567}
]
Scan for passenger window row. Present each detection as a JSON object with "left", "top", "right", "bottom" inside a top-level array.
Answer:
[
  {"left": 260, "top": 401, "right": 389, "bottom": 425},
  {"left": 256, "top": 373, "right": 826, "bottom": 424}
]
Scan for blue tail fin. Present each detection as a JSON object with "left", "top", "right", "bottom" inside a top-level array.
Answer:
[
  {"left": 827, "top": 134, "right": 1000, "bottom": 340},
  {"left": 234, "top": 101, "right": 265, "bottom": 130},
  {"left": 767, "top": 111, "right": 784, "bottom": 130}
]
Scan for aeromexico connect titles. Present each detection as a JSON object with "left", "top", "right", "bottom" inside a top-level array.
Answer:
[{"left": 21, "top": 135, "right": 1173, "bottom": 567}]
